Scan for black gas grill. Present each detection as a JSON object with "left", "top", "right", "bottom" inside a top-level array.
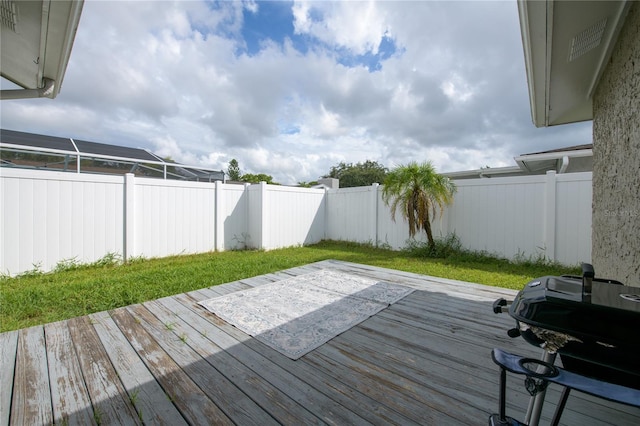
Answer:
[{"left": 490, "top": 264, "right": 640, "bottom": 425}]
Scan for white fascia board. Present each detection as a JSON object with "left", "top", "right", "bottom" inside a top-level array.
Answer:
[
  {"left": 43, "top": 0, "right": 84, "bottom": 98},
  {"left": 517, "top": 0, "right": 549, "bottom": 127}
]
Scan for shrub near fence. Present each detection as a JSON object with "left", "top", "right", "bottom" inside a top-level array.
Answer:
[{"left": 0, "top": 168, "right": 591, "bottom": 276}]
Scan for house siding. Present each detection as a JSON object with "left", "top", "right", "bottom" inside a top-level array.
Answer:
[{"left": 592, "top": 2, "right": 640, "bottom": 286}]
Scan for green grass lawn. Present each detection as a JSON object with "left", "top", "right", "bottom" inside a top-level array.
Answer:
[{"left": 0, "top": 240, "right": 579, "bottom": 332}]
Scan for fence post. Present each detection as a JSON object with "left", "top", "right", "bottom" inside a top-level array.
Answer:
[
  {"left": 324, "top": 187, "right": 329, "bottom": 241},
  {"left": 544, "top": 171, "right": 557, "bottom": 262},
  {"left": 215, "top": 180, "right": 224, "bottom": 251},
  {"left": 124, "top": 173, "right": 135, "bottom": 261},
  {"left": 243, "top": 183, "right": 253, "bottom": 249},
  {"left": 259, "top": 181, "right": 267, "bottom": 249},
  {"left": 371, "top": 183, "right": 380, "bottom": 246}
]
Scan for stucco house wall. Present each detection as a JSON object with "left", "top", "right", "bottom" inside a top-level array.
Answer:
[{"left": 592, "top": 2, "right": 640, "bottom": 286}]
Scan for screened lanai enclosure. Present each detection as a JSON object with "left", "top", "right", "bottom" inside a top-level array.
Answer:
[{"left": 0, "top": 129, "right": 225, "bottom": 182}]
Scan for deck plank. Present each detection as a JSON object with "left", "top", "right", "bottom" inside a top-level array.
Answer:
[
  {"left": 88, "top": 311, "right": 187, "bottom": 425},
  {"left": 305, "top": 345, "right": 463, "bottom": 425},
  {"left": 131, "top": 300, "right": 281, "bottom": 426},
  {"left": 108, "top": 307, "right": 234, "bottom": 426},
  {"left": 2, "top": 260, "right": 639, "bottom": 426},
  {"left": 0, "top": 330, "right": 18, "bottom": 426},
  {"left": 44, "top": 321, "right": 95, "bottom": 425},
  {"left": 157, "top": 295, "right": 357, "bottom": 425},
  {"left": 67, "top": 316, "right": 141, "bottom": 425},
  {"left": 345, "top": 307, "right": 565, "bottom": 424},
  {"left": 10, "top": 326, "right": 52, "bottom": 425}
]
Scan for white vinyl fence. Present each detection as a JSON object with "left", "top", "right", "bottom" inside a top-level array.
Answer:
[
  {"left": 442, "top": 172, "right": 592, "bottom": 266},
  {"left": 326, "top": 171, "right": 592, "bottom": 266},
  {"left": 0, "top": 168, "right": 591, "bottom": 276}
]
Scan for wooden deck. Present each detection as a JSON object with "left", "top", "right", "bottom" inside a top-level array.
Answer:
[{"left": 2, "top": 260, "right": 639, "bottom": 425}]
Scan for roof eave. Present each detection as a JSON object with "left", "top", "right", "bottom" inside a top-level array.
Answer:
[
  {"left": 444, "top": 166, "right": 523, "bottom": 179},
  {"left": 515, "top": 148, "right": 593, "bottom": 172},
  {"left": 0, "top": 0, "right": 84, "bottom": 100},
  {"left": 518, "top": 0, "right": 632, "bottom": 128},
  {"left": 515, "top": 148, "right": 593, "bottom": 164}
]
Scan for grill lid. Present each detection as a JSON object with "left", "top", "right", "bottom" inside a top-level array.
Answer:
[{"left": 509, "top": 275, "right": 640, "bottom": 347}]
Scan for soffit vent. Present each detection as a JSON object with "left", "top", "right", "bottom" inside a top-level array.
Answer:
[
  {"left": 569, "top": 17, "right": 608, "bottom": 62},
  {"left": 0, "top": 0, "right": 18, "bottom": 32}
]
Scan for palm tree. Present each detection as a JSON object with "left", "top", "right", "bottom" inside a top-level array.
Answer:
[{"left": 382, "top": 161, "right": 456, "bottom": 251}]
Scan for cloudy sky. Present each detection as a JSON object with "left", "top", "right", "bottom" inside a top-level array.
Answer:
[{"left": 1, "top": 0, "right": 591, "bottom": 184}]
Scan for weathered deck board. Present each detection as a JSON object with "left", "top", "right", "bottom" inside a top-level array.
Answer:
[
  {"left": 0, "top": 331, "right": 18, "bottom": 426},
  {"left": 133, "top": 300, "right": 283, "bottom": 426},
  {"left": 2, "top": 260, "right": 639, "bottom": 425},
  {"left": 154, "top": 296, "right": 341, "bottom": 425},
  {"left": 88, "top": 310, "right": 187, "bottom": 425},
  {"left": 11, "top": 326, "right": 52, "bottom": 425},
  {"left": 67, "top": 315, "right": 140, "bottom": 425},
  {"left": 109, "top": 307, "right": 233, "bottom": 425},
  {"left": 44, "top": 321, "right": 94, "bottom": 425}
]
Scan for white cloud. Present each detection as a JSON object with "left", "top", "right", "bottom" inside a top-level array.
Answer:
[
  {"left": 441, "top": 73, "right": 475, "bottom": 103},
  {"left": 243, "top": 0, "right": 259, "bottom": 15},
  {"left": 293, "top": 0, "right": 388, "bottom": 55}
]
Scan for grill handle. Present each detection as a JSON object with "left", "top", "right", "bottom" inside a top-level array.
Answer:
[
  {"left": 581, "top": 263, "right": 595, "bottom": 301},
  {"left": 493, "top": 298, "right": 509, "bottom": 314},
  {"left": 493, "top": 298, "right": 521, "bottom": 337},
  {"left": 507, "top": 328, "right": 521, "bottom": 338}
]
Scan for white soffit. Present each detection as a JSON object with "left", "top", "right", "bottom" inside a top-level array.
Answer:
[
  {"left": 0, "top": 0, "right": 84, "bottom": 99},
  {"left": 518, "top": 0, "right": 632, "bottom": 127}
]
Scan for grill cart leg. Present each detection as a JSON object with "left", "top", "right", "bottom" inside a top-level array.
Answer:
[
  {"left": 488, "top": 366, "right": 527, "bottom": 426},
  {"left": 550, "top": 387, "right": 571, "bottom": 426},
  {"left": 524, "top": 351, "right": 557, "bottom": 426}
]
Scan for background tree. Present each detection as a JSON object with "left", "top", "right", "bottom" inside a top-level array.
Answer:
[
  {"left": 241, "top": 173, "right": 278, "bottom": 184},
  {"left": 382, "top": 161, "right": 456, "bottom": 251},
  {"left": 227, "top": 159, "right": 241, "bottom": 181},
  {"left": 324, "top": 160, "right": 388, "bottom": 188}
]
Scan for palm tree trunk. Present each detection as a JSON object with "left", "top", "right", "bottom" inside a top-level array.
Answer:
[{"left": 424, "top": 214, "right": 435, "bottom": 251}]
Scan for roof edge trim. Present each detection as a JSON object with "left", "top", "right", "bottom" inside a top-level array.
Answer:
[
  {"left": 514, "top": 148, "right": 593, "bottom": 164},
  {"left": 517, "top": 0, "right": 549, "bottom": 127}
]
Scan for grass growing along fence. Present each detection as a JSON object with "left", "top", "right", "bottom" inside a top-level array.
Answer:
[{"left": 0, "top": 239, "right": 579, "bottom": 333}]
